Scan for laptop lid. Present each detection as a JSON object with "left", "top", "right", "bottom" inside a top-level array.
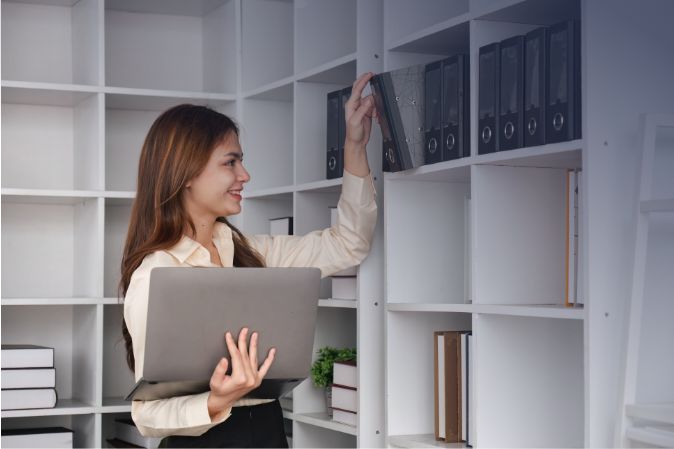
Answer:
[{"left": 127, "top": 267, "right": 320, "bottom": 401}]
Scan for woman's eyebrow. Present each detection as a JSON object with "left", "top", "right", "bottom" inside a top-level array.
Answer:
[{"left": 222, "top": 152, "right": 243, "bottom": 159}]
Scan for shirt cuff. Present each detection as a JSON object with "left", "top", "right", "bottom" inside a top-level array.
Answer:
[
  {"left": 186, "top": 391, "right": 232, "bottom": 427},
  {"left": 342, "top": 169, "right": 377, "bottom": 206}
]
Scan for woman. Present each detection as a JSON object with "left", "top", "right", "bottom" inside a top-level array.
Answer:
[{"left": 119, "top": 72, "right": 378, "bottom": 447}]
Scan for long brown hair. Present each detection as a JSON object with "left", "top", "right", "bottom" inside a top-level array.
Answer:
[{"left": 119, "top": 104, "right": 265, "bottom": 373}]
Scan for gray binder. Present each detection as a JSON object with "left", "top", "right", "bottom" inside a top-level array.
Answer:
[
  {"left": 371, "top": 64, "right": 426, "bottom": 172},
  {"left": 125, "top": 267, "right": 321, "bottom": 401}
]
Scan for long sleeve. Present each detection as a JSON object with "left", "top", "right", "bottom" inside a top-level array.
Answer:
[
  {"left": 123, "top": 257, "right": 233, "bottom": 438},
  {"left": 247, "top": 169, "right": 378, "bottom": 278}
]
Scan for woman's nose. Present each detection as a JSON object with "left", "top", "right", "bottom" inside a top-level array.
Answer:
[{"left": 238, "top": 164, "right": 251, "bottom": 182}]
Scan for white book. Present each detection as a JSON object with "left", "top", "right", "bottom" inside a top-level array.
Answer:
[
  {"left": 332, "top": 408, "right": 357, "bottom": 427},
  {"left": 331, "top": 385, "right": 357, "bottom": 413},
  {"left": 286, "top": 436, "right": 293, "bottom": 448},
  {"left": 114, "top": 419, "right": 161, "bottom": 449},
  {"left": 332, "top": 277, "right": 357, "bottom": 300},
  {"left": 333, "top": 361, "right": 357, "bottom": 389},
  {"left": 330, "top": 207, "right": 358, "bottom": 276},
  {"left": 461, "top": 333, "right": 468, "bottom": 442},
  {"left": 1, "top": 427, "right": 72, "bottom": 448},
  {"left": 2, "top": 368, "right": 56, "bottom": 389},
  {"left": 269, "top": 217, "right": 293, "bottom": 236},
  {"left": 1, "top": 345, "right": 54, "bottom": 369},
  {"left": 1, "top": 388, "right": 57, "bottom": 410}
]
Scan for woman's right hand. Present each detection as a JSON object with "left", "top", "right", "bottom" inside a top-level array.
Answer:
[{"left": 206, "top": 327, "right": 276, "bottom": 420}]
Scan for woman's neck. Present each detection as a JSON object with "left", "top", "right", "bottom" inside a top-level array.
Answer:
[{"left": 185, "top": 217, "right": 216, "bottom": 249}]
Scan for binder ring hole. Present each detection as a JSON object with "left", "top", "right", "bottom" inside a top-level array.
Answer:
[
  {"left": 328, "top": 156, "right": 336, "bottom": 170},
  {"left": 504, "top": 122, "right": 515, "bottom": 140},
  {"left": 386, "top": 147, "right": 396, "bottom": 164},
  {"left": 553, "top": 112, "right": 564, "bottom": 131},
  {"left": 428, "top": 138, "right": 438, "bottom": 154},
  {"left": 528, "top": 117, "right": 537, "bottom": 135},
  {"left": 481, "top": 126, "right": 492, "bottom": 144},
  {"left": 446, "top": 133, "right": 456, "bottom": 150}
]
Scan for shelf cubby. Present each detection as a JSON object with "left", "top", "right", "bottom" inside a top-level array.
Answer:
[
  {"left": 473, "top": 314, "right": 583, "bottom": 447},
  {"left": 386, "top": 311, "right": 471, "bottom": 440},
  {"left": 471, "top": 164, "right": 567, "bottom": 305},
  {"left": 1, "top": 305, "right": 100, "bottom": 414},
  {"left": 102, "top": 305, "right": 135, "bottom": 409},
  {"left": 239, "top": 193, "right": 293, "bottom": 236},
  {"left": 105, "top": 0, "right": 237, "bottom": 93},
  {"left": 292, "top": 307, "right": 356, "bottom": 416},
  {"left": 104, "top": 201, "right": 132, "bottom": 299},
  {"left": 293, "top": 0, "right": 356, "bottom": 75},
  {"left": 101, "top": 412, "right": 134, "bottom": 448},
  {"left": 1, "top": 198, "right": 102, "bottom": 299},
  {"left": 383, "top": 0, "right": 469, "bottom": 52},
  {"left": 1, "top": 89, "right": 102, "bottom": 191},
  {"left": 241, "top": 0, "right": 294, "bottom": 92},
  {"left": 240, "top": 96, "right": 294, "bottom": 191},
  {"left": 1, "top": 0, "right": 100, "bottom": 86},
  {"left": 385, "top": 178, "right": 471, "bottom": 304},
  {"left": 0, "top": 414, "right": 97, "bottom": 448},
  {"left": 295, "top": 80, "right": 354, "bottom": 185},
  {"left": 294, "top": 190, "right": 341, "bottom": 299}
]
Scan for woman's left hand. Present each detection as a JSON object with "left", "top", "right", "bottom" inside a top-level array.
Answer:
[{"left": 344, "top": 72, "right": 378, "bottom": 149}]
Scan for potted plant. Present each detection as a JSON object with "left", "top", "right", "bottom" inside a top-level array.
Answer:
[{"left": 310, "top": 346, "right": 356, "bottom": 416}]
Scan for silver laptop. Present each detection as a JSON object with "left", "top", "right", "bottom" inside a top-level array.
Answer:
[{"left": 125, "top": 267, "right": 321, "bottom": 401}]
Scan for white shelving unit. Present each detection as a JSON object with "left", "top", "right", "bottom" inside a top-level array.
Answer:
[{"left": 3, "top": 0, "right": 673, "bottom": 448}]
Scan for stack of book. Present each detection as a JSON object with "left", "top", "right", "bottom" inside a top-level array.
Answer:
[
  {"left": 331, "top": 360, "right": 357, "bottom": 427},
  {"left": 1, "top": 345, "right": 57, "bottom": 410},
  {"left": 107, "top": 419, "right": 161, "bottom": 448},
  {"left": 1, "top": 427, "right": 73, "bottom": 448},
  {"left": 329, "top": 207, "right": 358, "bottom": 300},
  {"left": 434, "top": 331, "right": 472, "bottom": 446}
]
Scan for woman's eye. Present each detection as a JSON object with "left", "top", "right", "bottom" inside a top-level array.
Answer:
[{"left": 224, "top": 160, "right": 236, "bottom": 167}]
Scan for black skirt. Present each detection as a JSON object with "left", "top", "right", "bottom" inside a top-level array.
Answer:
[{"left": 158, "top": 399, "right": 288, "bottom": 448}]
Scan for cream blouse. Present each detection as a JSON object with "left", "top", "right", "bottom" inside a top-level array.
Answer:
[{"left": 124, "top": 169, "right": 377, "bottom": 437}]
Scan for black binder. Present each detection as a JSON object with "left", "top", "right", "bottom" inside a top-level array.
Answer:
[
  {"left": 546, "top": 20, "right": 581, "bottom": 143},
  {"left": 442, "top": 54, "right": 470, "bottom": 160},
  {"left": 425, "top": 60, "right": 443, "bottom": 164},
  {"left": 499, "top": 35, "right": 524, "bottom": 151},
  {"left": 524, "top": 27, "right": 547, "bottom": 147},
  {"left": 326, "top": 89, "right": 341, "bottom": 179},
  {"left": 478, "top": 42, "right": 500, "bottom": 154},
  {"left": 337, "top": 86, "right": 352, "bottom": 177}
]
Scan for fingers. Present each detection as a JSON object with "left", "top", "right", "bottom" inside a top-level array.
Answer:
[
  {"left": 210, "top": 357, "right": 229, "bottom": 390},
  {"left": 249, "top": 331, "right": 259, "bottom": 368},
  {"left": 350, "top": 94, "right": 376, "bottom": 127},
  {"left": 237, "top": 328, "right": 256, "bottom": 387},
  {"left": 346, "top": 72, "right": 375, "bottom": 114},
  {"left": 225, "top": 331, "right": 242, "bottom": 374},
  {"left": 257, "top": 347, "right": 276, "bottom": 380}
]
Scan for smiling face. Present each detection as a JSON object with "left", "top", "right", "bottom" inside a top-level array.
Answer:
[{"left": 182, "top": 131, "right": 250, "bottom": 220}]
